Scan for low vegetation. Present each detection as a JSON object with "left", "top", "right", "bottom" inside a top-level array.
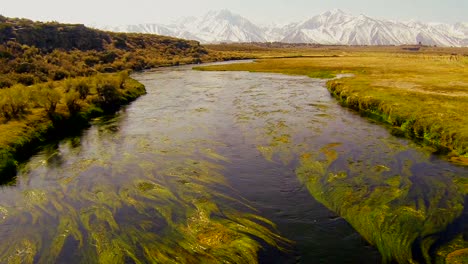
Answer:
[{"left": 0, "top": 15, "right": 213, "bottom": 88}]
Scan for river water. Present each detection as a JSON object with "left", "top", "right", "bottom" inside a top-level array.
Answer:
[{"left": 0, "top": 64, "right": 466, "bottom": 263}]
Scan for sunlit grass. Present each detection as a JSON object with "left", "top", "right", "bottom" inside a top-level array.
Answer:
[{"left": 195, "top": 50, "right": 468, "bottom": 163}]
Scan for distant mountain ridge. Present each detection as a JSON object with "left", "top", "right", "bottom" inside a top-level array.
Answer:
[{"left": 99, "top": 9, "right": 468, "bottom": 47}]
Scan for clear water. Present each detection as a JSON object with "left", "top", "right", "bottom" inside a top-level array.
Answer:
[{"left": 0, "top": 64, "right": 466, "bottom": 263}]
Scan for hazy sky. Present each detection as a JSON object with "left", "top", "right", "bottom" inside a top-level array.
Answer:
[{"left": 1, "top": 0, "right": 467, "bottom": 26}]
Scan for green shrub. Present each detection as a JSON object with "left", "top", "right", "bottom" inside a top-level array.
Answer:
[
  {"left": 0, "top": 84, "right": 31, "bottom": 120},
  {"left": 52, "top": 69, "right": 68, "bottom": 80},
  {"left": 117, "top": 71, "right": 129, "bottom": 89},
  {"left": 34, "top": 83, "right": 61, "bottom": 116},
  {"left": 0, "top": 76, "right": 13, "bottom": 88},
  {"left": 17, "top": 74, "right": 35, "bottom": 85},
  {"left": 74, "top": 79, "right": 90, "bottom": 99},
  {"left": 96, "top": 81, "right": 120, "bottom": 110},
  {"left": 64, "top": 90, "right": 81, "bottom": 115},
  {"left": 0, "top": 149, "right": 16, "bottom": 177}
]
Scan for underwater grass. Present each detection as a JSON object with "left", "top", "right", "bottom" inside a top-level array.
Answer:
[
  {"left": 295, "top": 145, "right": 466, "bottom": 264},
  {"left": 195, "top": 51, "right": 468, "bottom": 164},
  {"left": 0, "top": 128, "right": 290, "bottom": 263}
]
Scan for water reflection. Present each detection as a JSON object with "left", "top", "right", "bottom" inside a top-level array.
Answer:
[{"left": 0, "top": 66, "right": 465, "bottom": 263}]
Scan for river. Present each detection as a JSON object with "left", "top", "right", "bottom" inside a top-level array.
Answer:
[{"left": 0, "top": 64, "right": 466, "bottom": 263}]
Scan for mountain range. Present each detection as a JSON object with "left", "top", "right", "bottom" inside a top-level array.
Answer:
[{"left": 99, "top": 9, "right": 468, "bottom": 47}]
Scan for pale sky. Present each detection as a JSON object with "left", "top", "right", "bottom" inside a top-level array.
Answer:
[{"left": 1, "top": 0, "right": 466, "bottom": 26}]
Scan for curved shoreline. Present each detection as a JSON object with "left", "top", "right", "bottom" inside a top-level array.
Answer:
[
  {"left": 326, "top": 79, "right": 468, "bottom": 166},
  {"left": 193, "top": 56, "right": 468, "bottom": 166},
  {"left": 0, "top": 77, "right": 146, "bottom": 180}
]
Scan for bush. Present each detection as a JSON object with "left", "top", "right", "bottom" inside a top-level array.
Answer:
[
  {"left": 96, "top": 78, "right": 121, "bottom": 111},
  {"left": 0, "top": 84, "right": 31, "bottom": 120},
  {"left": 52, "top": 69, "right": 69, "bottom": 80},
  {"left": 15, "top": 62, "right": 36, "bottom": 73},
  {"left": 117, "top": 71, "right": 129, "bottom": 89},
  {"left": 74, "top": 79, "right": 90, "bottom": 99},
  {"left": 65, "top": 90, "right": 81, "bottom": 115},
  {"left": 17, "top": 74, "right": 35, "bottom": 85},
  {"left": 0, "top": 149, "right": 16, "bottom": 177},
  {"left": 34, "top": 83, "right": 62, "bottom": 116},
  {"left": 0, "top": 76, "right": 13, "bottom": 88}
]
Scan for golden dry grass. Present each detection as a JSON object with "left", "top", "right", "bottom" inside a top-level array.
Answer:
[{"left": 196, "top": 47, "right": 468, "bottom": 163}]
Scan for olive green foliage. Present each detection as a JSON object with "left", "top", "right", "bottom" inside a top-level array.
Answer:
[
  {"left": 74, "top": 79, "right": 91, "bottom": 99},
  {"left": 64, "top": 90, "right": 81, "bottom": 115},
  {"left": 33, "top": 83, "right": 61, "bottom": 116},
  {"left": 0, "top": 73, "right": 146, "bottom": 178},
  {"left": 0, "top": 16, "right": 217, "bottom": 89},
  {"left": 0, "top": 73, "right": 141, "bottom": 122},
  {"left": 0, "top": 149, "right": 16, "bottom": 177},
  {"left": 0, "top": 84, "right": 31, "bottom": 120}
]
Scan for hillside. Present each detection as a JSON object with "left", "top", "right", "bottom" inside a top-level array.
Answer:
[
  {"left": 0, "top": 15, "right": 238, "bottom": 179},
  {"left": 0, "top": 15, "right": 221, "bottom": 88}
]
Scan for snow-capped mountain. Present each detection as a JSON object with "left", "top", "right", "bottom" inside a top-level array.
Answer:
[
  {"left": 98, "top": 9, "right": 468, "bottom": 47},
  {"left": 281, "top": 9, "right": 466, "bottom": 46},
  {"left": 179, "top": 10, "right": 267, "bottom": 42},
  {"left": 101, "top": 9, "right": 267, "bottom": 43},
  {"left": 104, "top": 24, "right": 176, "bottom": 36}
]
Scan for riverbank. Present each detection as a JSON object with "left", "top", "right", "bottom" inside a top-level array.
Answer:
[
  {"left": 0, "top": 74, "right": 146, "bottom": 180},
  {"left": 194, "top": 51, "right": 468, "bottom": 165},
  {"left": 195, "top": 48, "right": 468, "bottom": 263}
]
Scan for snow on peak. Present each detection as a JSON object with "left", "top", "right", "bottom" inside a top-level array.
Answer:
[
  {"left": 323, "top": 9, "right": 346, "bottom": 16},
  {"left": 97, "top": 9, "right": 468, "bottom": 47}
]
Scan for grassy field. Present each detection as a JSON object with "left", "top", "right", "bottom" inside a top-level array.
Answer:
[{"left": 196, "top": 45, "right": 468, "bottom": 164}]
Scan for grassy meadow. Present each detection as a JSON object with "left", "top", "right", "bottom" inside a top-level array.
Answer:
[{"left": 197, "top": 45, "right": 468, "bottom": 164}]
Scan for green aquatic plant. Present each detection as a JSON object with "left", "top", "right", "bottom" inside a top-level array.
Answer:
[
  {"left": 0, "top": 138, "right": 289, "bottom": 263},
  {"left": 435, "top": 236, "right": 468, "bottom": 264},
  {"left": 296, "top": 145, "right": 466, "bottom": 263}
]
